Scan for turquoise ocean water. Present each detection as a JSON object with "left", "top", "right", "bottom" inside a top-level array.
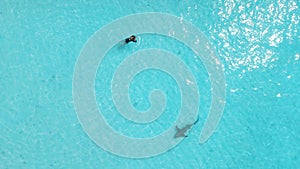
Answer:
[{"left": 0, "top": 0, "right": 299, "bottom": 168}]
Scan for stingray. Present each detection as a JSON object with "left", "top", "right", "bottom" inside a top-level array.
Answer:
[{"left": 174, "top": 116, "right": 199, "bottom": 138}]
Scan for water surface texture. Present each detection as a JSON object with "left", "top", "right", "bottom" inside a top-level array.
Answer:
[{"left": 0, "top": 0, "right": 299, "bottom": 168}]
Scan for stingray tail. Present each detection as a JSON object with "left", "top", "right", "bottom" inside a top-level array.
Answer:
[{"left": 194, "top": 115, "right": 200, "bottom": 125}]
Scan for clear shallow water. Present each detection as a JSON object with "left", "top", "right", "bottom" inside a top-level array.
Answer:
[{"left": 0, "top": 0, "right": 299, "bottom": 168}]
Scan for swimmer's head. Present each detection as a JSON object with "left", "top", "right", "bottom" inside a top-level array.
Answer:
[{"left": 130, "top": 35, "right": 136, "bottom": 40}]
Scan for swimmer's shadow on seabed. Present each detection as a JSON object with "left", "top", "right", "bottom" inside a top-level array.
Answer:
[{"left": 116, "top": 40, "right": 128, "bottom": 49}]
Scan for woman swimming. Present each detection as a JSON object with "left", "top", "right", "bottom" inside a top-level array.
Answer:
[{"left": 125, "top": 35, "right": 137, "bottom": 43}]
